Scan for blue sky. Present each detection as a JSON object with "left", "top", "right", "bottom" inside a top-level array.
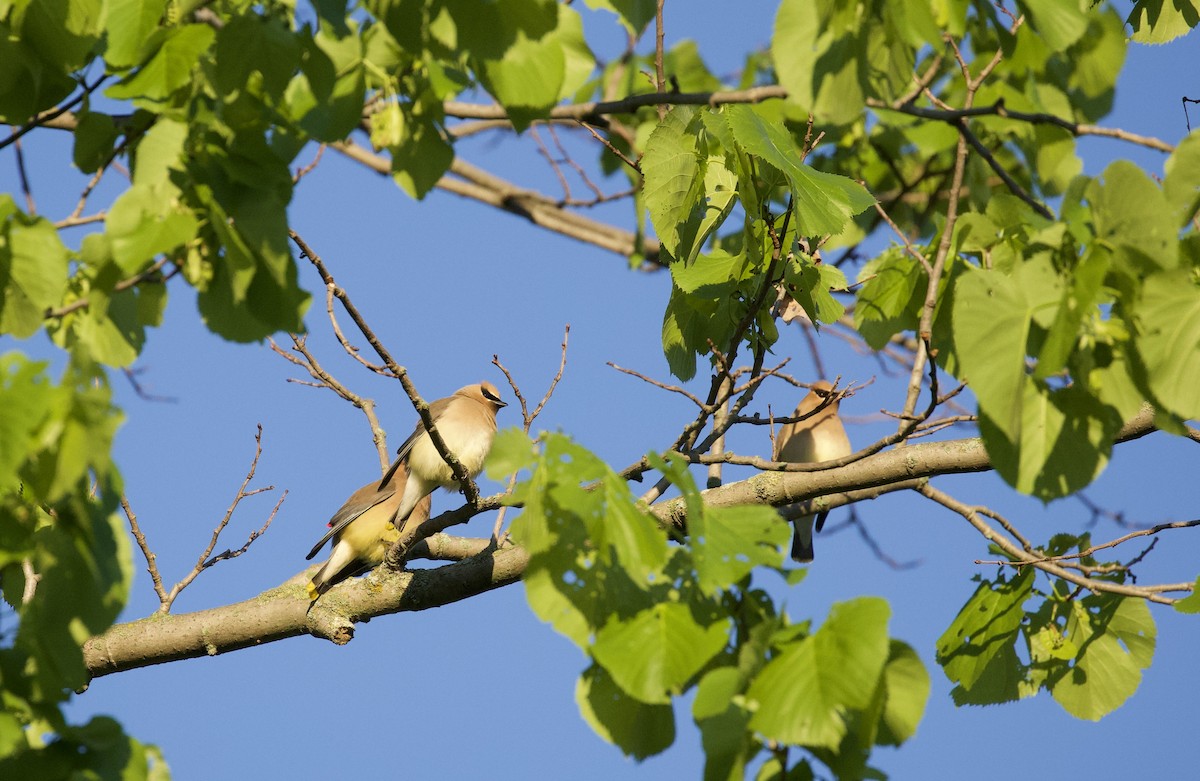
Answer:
[{"left": 6, "top": 2, "right": 1197, "bottom": 778}]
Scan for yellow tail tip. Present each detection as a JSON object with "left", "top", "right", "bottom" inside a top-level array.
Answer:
[{"left": 306, "top": 582, "right": 320, "bottom": 601}]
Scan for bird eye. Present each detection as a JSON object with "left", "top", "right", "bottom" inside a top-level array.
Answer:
[{"left": 483, "top": 388, "right": 501, "bottom": 402}]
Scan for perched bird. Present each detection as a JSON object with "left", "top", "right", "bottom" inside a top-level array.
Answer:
[
  {"left": 774, "top": 380, "right": 852, "bottom": 563},
  {"left": 305, "top": 463, "right": 432, "bottom": 600},
  {"left": 378, "top": 381, "right": 507, "bottom": 532}
]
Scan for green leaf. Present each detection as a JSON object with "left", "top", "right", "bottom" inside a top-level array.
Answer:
[
  {"left": 1163, "top": 130, "right": 1200, "bottom": 226},
  {"left": 552, "top": 4, "right": 594, "bottom": 101},
  {"left": 284, "top": 26, "right": 366, "bottom": 141},
  {"left": 576, "top": 664, "right": 675, "bottom": 760},
  {"left": 936, "top": 568, "right": 1033, "bottom": 694},
  {"left": 951, "top": 267, "right": 1030, "bottom": 441},
  {"left": 1050, "top": 594, "right": 1155, "bottom": 720},
  {"left": 106, "top": 24, "right": 216, "bottom": 103},
  {"left": 1173, "top": 578, "right": 1200, "bottom": 614},
  {"left": 1088, "top": 160, "right": 1178, "bottom": 273},
  {"left": 18, "top": 0, "right": 104, "bottom": 71},
  {"left": 513, "top": 434, "right": 657, "bottom": 647},
  {"left": 580, "top": 0, "right": 656, "bottom": 34},
  {"left": 22, "top": 365, "right": 123, "bottom": 502},
  {"left": 484, "top": 427, "right": 538, "bottom": 480},
  {"left": 1127, "top": 0, "right": 1200, "bottom": 43},
  {"left": 877, "top": 640, "right": 929, "bottom": 746},
  {"left": 592, "top": 602, "right": 730, "bottom": 703},
  {"left": 784, "top": 255, "right": 849, "bottom": 328},
  {"left": 642, "top": 106, "right": 706, "bottom": 260},
  {"left": 597, "top": 476, "right": 669, "bottom": 585},
  {"left": 772, "top": 0, "right": 864, "bottom": 125},
  {"left": 1134, "top": 269, "right": 1200, "bottom": 420},
  {"left": 724, "top": 105, "right": 875, "bottom": 236},
  {"left": 63, "top": 264, "right": 158, "bottom": 368},
  {"left": 477, "top": 38, "right": 563, "bottom": 129},
  {"left": 662, "top": 283, "right": 712, "bottom": 381},
  {"left": 1035, "top": 246, "right": 1109, "bottom": 379},
  {"left": 462, "top": 0, "right": 570, "bottom": 129},
  {"left": 671, "top": 250, "right": 746, "bottom": 296},
  {"left": 19, "top": 495, "right": 132, "bottom": 695},
  {"left": 0, "top": 354, "right": 53, "bottom": 493},
  {"left": 693, "top": 667, "right": 754, "bottom": 781},
  {"left": 980, "top": 380, "right": 1119, "bottom": 500},
  {"left": 1, "top": 211, "right": 70, "bottom": 338},
  {"left": 196, "top": 249, "right": 310, "bottom": 342},
  {"left": 749, "top": 597, "right": 891, "bottom": 749},
  {"left": 1018, "top": 0, "right": 1089, "bottom": 50},
  {"left": 0, "top": 32, "right": 76, "bottom": 123},
  {"left": 72, "top": 111, "right": 120, "bottom": 174},
  {"left": 105, "top": 184, "right": 199, "bottom": 273},
  {"left": 854, "top": 247, "right": 924, "bottom": 350},
  {"left": 691, "top": 504, "right": 788, "bottom": 595},
  {"left": 105, "top": 0, "right": 168, "bottom": 69},
  {"left": 389, "top": 113, "right": 454, "bottom": 200},
  {"left": 213, "top": 15, "right": 302, "bottom": 99}
]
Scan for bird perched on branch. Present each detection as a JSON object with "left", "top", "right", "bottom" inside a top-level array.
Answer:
[
  {"left": 305, "top": 463, "right": 432, "bottom": 600},
  {"left": 379, "top": 381, "right": 507, "bottom": 532},
  {"left": 774, "top": 380, "right": 852, "bottom": 563}
]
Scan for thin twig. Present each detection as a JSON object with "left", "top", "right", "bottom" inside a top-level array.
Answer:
[
  {"left": 489, "top": 325, "right": 571, "bottom": 541},
  {"left": 846, "top": 508, "right": 922, "bottom": 570},
  {"left": 121, "top": 493, "right": 168, "bottom": 605},
  {"left": 578, "top": 120, "right": 641, "bottom": 173},
  {"left": 293, "top": 143, "right": 326, "bottom": 183},
  {"left": 917, "top": 483, "right": 1186, "bottom": 605},
  {"left": 44, "top": 258, "right": 174, "bottom": 319},
  {"left": 157, "top": 425, "right": 280, "bottom": 612},
  {"left": 202, "top": 491, "right": 288, "bottom": 568},
  {"left": 608, "top": 362, "right": 707, "bottom": 408},
  {"left": 654, "top": 0, "right": 667, "bottom": 121},
  {"left": 267, "top": 334, "right": 390, "bottom": 470},
  {"left": 14, "top": 139, "right": 36, "bottom": 214},
  {"left": 288, "top": 229, "right": 480, "bottom": 510}
]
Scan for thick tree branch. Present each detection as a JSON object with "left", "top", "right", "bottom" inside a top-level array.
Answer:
[
  {"left": 83, "top": 546, "right": 529, "bottom": 679},
  {"left": 652, "top": 406, "right": 1156, "bottom": 529},
  {"left": 81, "top": 408, "right": 1158, "bottom": 677},
  {"left": 331, "top": 140, "right": 661, "bottom": 262}
]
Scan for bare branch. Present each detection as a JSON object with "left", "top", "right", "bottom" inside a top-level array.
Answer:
[
  {"left": 201, "top": 491, "right": 288, "bottom": 568},
  {"left": 288, "top": 229, "right": 481, "bottom": 506},
  {"left": 268, "top": 334, "right": 390, "bottom": 470},
  {"left": 917, "top": 483, "right": 1187, "bottom": 605},
  {"left": 578, "top": 120, "right": 642, "bottom": 173},
  {"left": 331, "top": 140, "right": 661, "bottom": 262},
  {"left": 844, "top": 508, "right": 922, "bottom": 570},
  {"left": 489, "top": 324, "right": 570, "bottom": 542},
  {"left": 608, "top": 362, "right": 707, "bottom": 408},
  {"left": 158, "top": 425, "right": 281, "bottom": 612},
  {"left": 45, "top": 258, "right": 174, "bottom": 319},
  {"left": 121, "top": 494, "right": 168, "bottom": 606},
  {"left": 654, "top": 0, "right": 667, "bottom": 121}
]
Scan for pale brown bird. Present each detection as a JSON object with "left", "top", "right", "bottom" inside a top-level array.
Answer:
[
  {"left": 378, "top": 381, "right": 507, "bottom": 531},
  {"left": 774, "top": 380, "right": 852, "bottom": 563},
  {"left": 305, "top": 463, "right": 432, "bottom": 600}
]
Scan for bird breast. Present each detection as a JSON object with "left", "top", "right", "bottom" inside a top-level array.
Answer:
[{"left": 407, "top": 414, "right": 496, "bottom": 487}]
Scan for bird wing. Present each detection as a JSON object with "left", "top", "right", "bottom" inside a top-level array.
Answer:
[
  {"left": 306, "top": 486, "right": 397, "bottom": 560},
  {"left": 376, "top": 395, "right": 456, "bottom": 491}
]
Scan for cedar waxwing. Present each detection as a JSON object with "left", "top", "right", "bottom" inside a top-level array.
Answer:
[
  {"left": 774, "top": 380, "right": 852, "bottom": 563},
  {"left": 378, "top": 381, "right": 507, "bottom": 532},
  {"left": 305, "top": 463, "right": 432, "bottom": 599}
]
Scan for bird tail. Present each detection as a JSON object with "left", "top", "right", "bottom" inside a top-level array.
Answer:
[
  {"left": 306, "top": 568, "right": 327, "bottom": 601},
  {"left": 790, "top": 516, "right": 815, "bottom": 563}
]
